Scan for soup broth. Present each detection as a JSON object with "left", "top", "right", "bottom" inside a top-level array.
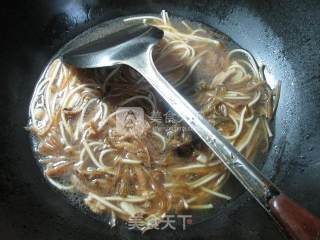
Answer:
[{"left": 27, "top": 10, "right": 280, "bottom": 231}]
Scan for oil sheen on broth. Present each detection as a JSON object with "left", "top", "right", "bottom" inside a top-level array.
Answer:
[{"left": 27, "top": 10, "right": 280, "bottom": 231}]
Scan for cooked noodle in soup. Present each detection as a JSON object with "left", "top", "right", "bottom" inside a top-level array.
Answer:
[{"left": 27, "top": 10, "right": 280, "bottom": 231}]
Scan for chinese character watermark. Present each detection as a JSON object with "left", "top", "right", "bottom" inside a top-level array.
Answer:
[
  {"left": 164, "top": 111, "right": 183, "bottom": 124},
  {"left": 127, "top": 214, "right": 193, "bottom": 231},
  {"left": 115, "top": 107, "right": 191, "bottom": 134},
  {"left": 150, "top": 110, "right": 163, "bottom": 123}
]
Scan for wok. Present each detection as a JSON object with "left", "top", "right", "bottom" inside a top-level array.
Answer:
[{"left": 1, "top": 0, "right": 320, "bottom": 239}]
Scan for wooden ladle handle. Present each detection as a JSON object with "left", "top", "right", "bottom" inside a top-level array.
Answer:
[{"left": 269, "top": 193, "right": 320, "bottom": 240}]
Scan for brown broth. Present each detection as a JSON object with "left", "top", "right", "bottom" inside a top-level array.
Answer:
[{"left": 27, "top": 12, "right": 279, "bottom": 230}]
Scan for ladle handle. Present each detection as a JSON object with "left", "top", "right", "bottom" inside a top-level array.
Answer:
[{"left": 269, "top": 193, "right": 320, "bottom": 240}]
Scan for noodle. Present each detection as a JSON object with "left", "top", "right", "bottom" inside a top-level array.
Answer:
[{"left": 27, "top": 10, "right": 280, "bottom": 231}]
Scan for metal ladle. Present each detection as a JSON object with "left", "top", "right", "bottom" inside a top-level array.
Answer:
[{"left": 62, "top": 23, "right": 320, "bottom": 239}]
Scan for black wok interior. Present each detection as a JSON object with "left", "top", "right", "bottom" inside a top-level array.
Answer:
[{"left": 1, "top": 0, "right": 320, "bottom": 239}]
